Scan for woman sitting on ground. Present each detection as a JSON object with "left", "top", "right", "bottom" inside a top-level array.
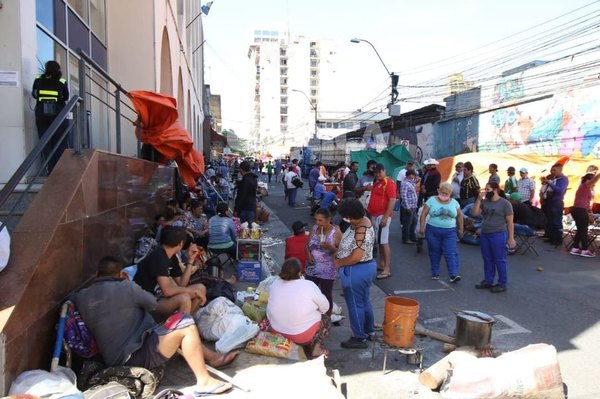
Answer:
[
  {"left": 207, "top": 202, "right": 237, "bottom": 259},
  {"left": 267, "top": 258, "right": 331, "bottom": 358}
]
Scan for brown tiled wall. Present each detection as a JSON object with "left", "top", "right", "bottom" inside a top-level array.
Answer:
[{"left": 0, "top": 150, "right": 174, "bottom": 394}]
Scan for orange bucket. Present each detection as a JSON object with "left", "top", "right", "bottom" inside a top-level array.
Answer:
[{"left": 383, "top": 296, "right": 420, "bottom": 347}]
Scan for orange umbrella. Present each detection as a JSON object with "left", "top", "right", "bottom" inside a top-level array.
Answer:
[{"left": 128, "top": 91, "right": 204, "bottom": 187}]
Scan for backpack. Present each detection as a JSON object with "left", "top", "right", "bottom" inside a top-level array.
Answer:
[
  {"left": 292, "top": 175, "right": 304, "bottom": 188},
  {"left": 64, "top": 301, "right": 99, "bottom": 358},
  {"left": 84, "top": 382, "right": 131, "bottom": 399}
]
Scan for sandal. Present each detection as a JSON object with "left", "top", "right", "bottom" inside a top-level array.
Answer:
[
  {"left": 376, "top": 272, "right": 391, "bottom": 279},
  {"left": 210, "top": 350, "right": 239, "bottom": 370}
]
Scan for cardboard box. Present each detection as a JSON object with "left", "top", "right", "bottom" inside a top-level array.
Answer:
[{"left": 238, "top": 261, "right": 262, "bottom": 282}]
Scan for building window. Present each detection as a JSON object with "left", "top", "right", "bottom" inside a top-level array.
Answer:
[
  {"left": 281, "top": 97, "right": 287, "bottom": 104},
  {"left": 326, "top": 122, "right": 332, "bottom": 129},
  {"left": 280, "top": 88, "right": 287, "bottom": 95},
  {"left": 280, "top": 59, "right": 287, "bottom": 66},
  {"left": 90, "top": 0, "right": 106, "bottom": 42},
  {"left": 281, "top": 125, "right": 288, "bottom": 132},
  {"left": 68, "top": 0, "right": 89, "bottom": 23},
  {"left": 311, "top": 60, "right": 319, "bottom": 67},
  {"left": 280, "top": 67, "right": 287, "bottom": 75},
  {"left": 280, "top": 107, "right": 288, "bottom": 114},
  {"left": 281, "top": 116, "right": 288, "bottom": 124},
  {"left": 280, "top": 48, "right": 287, "bottom": 56},
  {"left": 311, "top": 98, "right": 317, "bottom": 106},
  {"left": 310, "top": 79, "right": 317, "bottom": 86},
  {"left": 311, "top": 70, "right": 318, "bottom": 77},
  {"left": 36, "top": 0, "right": 54, "bottom": 30},
  {"left": 280, "top": 78, "right": 287, "bottom": 85},
  {"left": 333, "top": 122, "right": 339, "bottom": 129},
  {"left": 310, "top": 89, "right": 317, "bottom": 96},
  {"left": 36, "top": 28, "right": 67, "bottom": 74}
]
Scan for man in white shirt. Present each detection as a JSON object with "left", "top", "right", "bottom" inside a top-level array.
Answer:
[
  {"left": 284, "top": 166, "right": 300, "bottom": 207},
  {"left": 451, "top": 162, "right": 464, "bottom": 200}
]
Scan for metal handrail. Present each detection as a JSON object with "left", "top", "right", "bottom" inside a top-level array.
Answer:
[
  {"left": 77, "top": 50, "right": 127, "bottom": 96},
  {"left": 0, "top": 96, "right": 81, "bottom": 232}
]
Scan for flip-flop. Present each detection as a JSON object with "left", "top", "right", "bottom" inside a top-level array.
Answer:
[
  {"left": 194, "top": 382, "right": 233, "bottom": 396},
  {"left": 376, "top": 273, "right": 391, "bottom": 279}
]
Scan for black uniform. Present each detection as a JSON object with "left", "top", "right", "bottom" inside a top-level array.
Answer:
[{"left": 32, "top": 74, "right": 70, "bottom": 173}]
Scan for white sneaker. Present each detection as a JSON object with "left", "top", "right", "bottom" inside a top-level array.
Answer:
[
  {"left": 581, "top": 249, "right": 596, "bottom": 258},
  {"left": 570, "top": 248, "right": 582, "bottom": 256}
]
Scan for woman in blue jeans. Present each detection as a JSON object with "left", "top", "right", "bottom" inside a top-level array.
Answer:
[
  {"left": 418, "top": 182, "right": 464, "bottom": 282},
  {"left": 333, "top": 198, "right": 377, "bottom": 349},
  {"left": 470, "top": 182, "right": 516, "bottom": 293}
]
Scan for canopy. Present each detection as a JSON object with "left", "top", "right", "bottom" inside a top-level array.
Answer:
[
  {"left": 351, "top": 145, "right": 413, "bottom": 179},
  {"left": 128, "top": 90, "right": 204, "bottom": 187},
  {"left": 437, "top": 153, "right": 598, "bottom": 206}
]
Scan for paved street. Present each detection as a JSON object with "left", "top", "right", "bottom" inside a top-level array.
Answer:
[{"left": 260, "top": 175, "right": 600, "bottom": 399}]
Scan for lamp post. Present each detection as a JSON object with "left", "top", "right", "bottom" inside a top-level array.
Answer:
[
  {"left": 291, "top": 89, "right": 318, "bottom": 139},
  {"left": 350, "top": 38, "right": 398, "bottom": 106}
]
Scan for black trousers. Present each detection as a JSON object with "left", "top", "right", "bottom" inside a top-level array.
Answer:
[
  {"left": 35, "top": 114, "right": 68, "bottom": 174},
  {"left": 571, "top": 206, "right": 590, "bottom": 250}
]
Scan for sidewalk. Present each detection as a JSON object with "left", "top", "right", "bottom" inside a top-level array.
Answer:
[{"left": 159, "top": 194, "right": 440, "bottom": 398}]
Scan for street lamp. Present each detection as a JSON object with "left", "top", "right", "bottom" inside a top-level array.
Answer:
[
  {"left": 291, "top": 89, "right": 318, "bottom": 139},
  {"left": 350, "top": 38, "right": 399, "bottom": 106}
]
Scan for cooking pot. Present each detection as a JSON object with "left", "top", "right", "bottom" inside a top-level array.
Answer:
[{"left": 454, "top": 310, "right": 495, "bottom": 348}]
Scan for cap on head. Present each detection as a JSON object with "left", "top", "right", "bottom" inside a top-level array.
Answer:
[
  {"left": 292, "top": 221, "right": 307, "bottom": 235},
  {"left": 424, "top": 158, "right": 439, "bottom": 166},
  {"left": 519, "top": 167, "right": 528, "bottom": 174}
]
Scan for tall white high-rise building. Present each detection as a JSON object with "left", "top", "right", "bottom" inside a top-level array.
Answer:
[{"left": 248, "top": 26, "right": 334, "bottom": 156}]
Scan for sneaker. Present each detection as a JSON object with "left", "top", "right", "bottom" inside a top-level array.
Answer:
[
  {"left": 450, "top": 275, "right": 462, "bottom": 283},
  {"left": 570, "top": 248, "right": 582, "bottom": 256},
  {"left": 431, "top": 275, "right": 440, "bottom": 280},
  {"left": 341, "top": 337, "right": 368, "bottom": 349},
  {"left": 581, "top": 249, "right": 596, "bottom": 258},
  {"left": 490, "top": 285, "right": 507, "bottom": 293},
  {"left": 403, "top": 240, "right": 416, "bottom": 244},
  {"left": 475, "top": 280, "right": 494, "bottom": 289}
]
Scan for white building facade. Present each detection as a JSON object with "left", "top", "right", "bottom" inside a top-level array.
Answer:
[{"left": 0, "top": 0, "right": 207, "bottom": 184}]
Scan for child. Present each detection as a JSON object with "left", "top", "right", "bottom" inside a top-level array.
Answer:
[{"left": 285, "top": 221, "right": 310, "bottom": 273}]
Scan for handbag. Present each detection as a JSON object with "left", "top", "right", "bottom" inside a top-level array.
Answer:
[{"left": 292, "top": 176, "right": 304, "bottom": 188}]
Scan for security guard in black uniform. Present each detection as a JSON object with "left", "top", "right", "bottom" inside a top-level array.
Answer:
[{"left": 32, "top": 61, "right": 69, "bottom": 174}]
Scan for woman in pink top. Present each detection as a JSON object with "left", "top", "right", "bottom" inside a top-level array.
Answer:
[
  {"left": 570, "top": 171, "right": 600, "bottom": 257},
  {"left": 267, "top": 258, "right": 331, "bottom": 358}
]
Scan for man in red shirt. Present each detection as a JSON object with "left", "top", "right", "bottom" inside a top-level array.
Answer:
[
  {"left": 367, "top": 164, "right": 397, "bottom": 279},
  {"left": 285, "top": 221, "right": 310, "bottom": 273}
]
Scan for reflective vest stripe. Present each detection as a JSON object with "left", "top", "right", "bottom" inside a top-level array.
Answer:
[{"left": 38, "top": 89, "right": 59, "bottom": 102}]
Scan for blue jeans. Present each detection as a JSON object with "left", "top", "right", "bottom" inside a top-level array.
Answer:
[
  {"left": 287, "top": 187, "right": 298, "bottom": 206},
  {"left": 238, "top": 210, "right": 255, "bottom": 225},
  {"left": 425, "top": 225, "right": 459, "bottom": 277},
  {"left": 338, "top": 260, "right": 377, "bottom": 340},
  {"left": 480, "top": 231, "right": 508, "bottom": 286},
  {"left": 401, "top": 208, "right": 417, "bottom": 241}
]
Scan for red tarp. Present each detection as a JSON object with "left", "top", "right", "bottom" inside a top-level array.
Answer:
[{"left": 128, "top": 90, "right": 204, "bottom": 187}]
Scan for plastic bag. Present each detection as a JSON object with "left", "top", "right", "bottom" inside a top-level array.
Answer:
[
  {"left": 9, "top": 366, "right": 83, "bottom": 399},
  {"left": 194, "top": 297, "right": 244, "bottom": 341},
  {"left": 257, "top": 276, "right": 278, "bottom": 294},
  {"left": 215, "top": 314, "right": 259, "bottom": 353},
  {"left": 0, "top": 226, "right": 10, "bottom": 272}
]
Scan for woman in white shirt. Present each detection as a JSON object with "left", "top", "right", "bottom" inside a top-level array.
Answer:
[{"left": 267, "top": 258, "right": 330, "bottom": 358}]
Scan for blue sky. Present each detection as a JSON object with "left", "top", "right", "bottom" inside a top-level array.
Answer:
[{"left": 203, "top": 0, "right": 598, "bottom": 137}]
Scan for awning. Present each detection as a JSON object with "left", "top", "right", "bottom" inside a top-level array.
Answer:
[{"left": 128, "top": 90, "right": 205, "bottom": 188}]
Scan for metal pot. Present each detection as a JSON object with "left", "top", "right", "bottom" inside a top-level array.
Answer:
[{"left": 454, "top": 310, "right": 495, "bottom": 348}]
